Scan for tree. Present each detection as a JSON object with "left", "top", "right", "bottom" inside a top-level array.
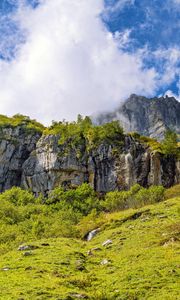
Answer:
[{"left": 162, "top": 130, "right": 178, "bottom": 156}]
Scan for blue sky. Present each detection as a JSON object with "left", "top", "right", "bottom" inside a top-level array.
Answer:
[{"left": 0, "top": 0, "right": 179, "bottom": 123}]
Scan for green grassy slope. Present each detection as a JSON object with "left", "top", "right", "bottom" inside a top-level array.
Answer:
[{"left": 0, "top": 197, "right": 179, "bottom": 300}]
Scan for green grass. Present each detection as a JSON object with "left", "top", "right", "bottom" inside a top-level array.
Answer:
[{"left": 0, "top": 197, "right": 179, "bottom": 299}]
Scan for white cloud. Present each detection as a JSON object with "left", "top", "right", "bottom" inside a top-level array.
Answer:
[
  {"left": 0, "top": 0, "right": 177, "bottom": 124},
  {"left": 164, "top": 77, "right": 180, "bottom": 101},
  {"left": 164, "top": 90, "right": 180, "bottom": 100},
  {"left": 152, "top": 47, "right": 180, "bottom": 84}
]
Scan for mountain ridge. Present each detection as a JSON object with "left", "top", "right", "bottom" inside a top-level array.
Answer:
[{"left": 95, "top": 94, "right": 180, "bottom": 140}]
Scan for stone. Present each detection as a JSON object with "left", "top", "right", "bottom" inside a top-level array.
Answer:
[
  {"left": 75, "top": 260, "right": 86, "bottom": 271},
  {"left": 91, "top": 247, "right": 102, "bottom": 252},
  {"left": 25, "top": 266, "right": 33, "bottom": 271},
  {"left": 18, "top": 245, "right": 30, "bottom": 251},
  {"left": 23, "top": 251, "right": 32, "bottom": 256},
  {"left": 0, "top": 125, "right": 41, "bottom": 193},
  {"left": 67, "top": 293, "right": 88, "bottom": 299},
  {"left": 87, "top": 250, "right": 93, "bottom": 256},
  {"left": 102, "top": 239, "right": 112, "bottom": 247},
  {"left": 2, "top": 267, "right": 10, "bottom": 271},
  {"left": 18, "top": 245, "right": 39, "bottom": 251},
  {"left": 86, "top": 228, "right": 100, "bottom": 241},
  {"left": 101, "top": 259, "right": 109, "bottom": 265}
]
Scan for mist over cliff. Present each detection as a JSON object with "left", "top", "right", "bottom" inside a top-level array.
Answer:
[{"left": 94, "top": 94, "right": 180, "bottom": 140}]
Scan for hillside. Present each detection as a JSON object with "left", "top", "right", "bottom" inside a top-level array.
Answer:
[
  {"left": 95, "top": 94, "right": 180, "bottom": 140},
  {"left": 0, "top": 188, "right": 179, "bottom": 300}
]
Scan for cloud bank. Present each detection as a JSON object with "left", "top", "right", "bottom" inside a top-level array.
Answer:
[{"left": 0, "top": 0, "right": 179, "bottom": 124}]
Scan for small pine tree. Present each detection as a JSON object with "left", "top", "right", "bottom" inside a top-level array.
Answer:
[{"left": 162, "top": 130, "right": 178, "bottom": 156}]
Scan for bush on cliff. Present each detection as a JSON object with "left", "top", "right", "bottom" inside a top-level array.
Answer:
[
  {"left": 0, "top": 114, "right": 44, "bottom": 133},
  {"left": 162, "top": 129, "right": 179, "bottom": 157},
  {"left": 45, "top": 116, "right": 124, "bottom": 150}
]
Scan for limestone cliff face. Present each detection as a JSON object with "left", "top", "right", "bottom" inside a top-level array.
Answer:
[
  {"left": 0, "top": 125, "right": 179, "bottom": 195},
  {"left": 0, "top": 126, "right": 41, "bottom": 192},
  {"left": 21, "top": 134, "right": 89, "bottom": 195},
  {"left": 21, "top": 133, "right": 180, "bottom": 195}
]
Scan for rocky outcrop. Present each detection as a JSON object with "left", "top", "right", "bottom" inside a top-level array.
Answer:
[
  {"left": 0, "top": 122, "right": 179, "bottom": 196},
  {"left": 0, "top": 126, "right": 41, "bottom": 192},
  {"left": 21, "top": 134, "right": 89, "bottom": 195},
  {"left": 95, "top": 94, "right": 180, "bottom": 140},
  {"left": 21, "top": 133, "right": 180, "bottom": 195}
]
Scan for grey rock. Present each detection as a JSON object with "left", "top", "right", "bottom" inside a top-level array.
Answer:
[
  {"left": 91, "top": 247, "right": 102, "bottom": 251},
  {"left": 95, "top": 94, "right": 180, "bottom": 140},
  {"left": 75, "top": 260, "right": 86, "bottom": 271},
  {"left": 2, "top": 267, "right": 10, "bottom": 271},
  {"left": 18, "top": 244, "right": 39, "bottom": 251},
  {"left": 101, "top": 259, "right": 109, "bottom": 265},
  {"left": 0, "top": 125, "right": 41, "bottom": 192},
  {"left": 87, "top": 247, "right": 102, "bottom": 255},
  {"left": 18, "top": 245, "right": 30, "bottom": 251},
  {"left": 102, "top": 239, "right": 112, "bottom": 247},
  {"left": 87, "top": 250, "right": 93, "bottom": 256},
  {"left": 21, "top": 134, "right": 88, "bottom": 196},
  {"left": 25, "top": 266, "right": 33, "bottom": 271},
  {"left": 67, "top": 294, "right": 88, "bottom": 299},
  {"left": 86, "top": 228, "right": 100, "bottom": 241},
  {"left": 23, "top": 251, "right": 32, "bottom": 256},
  {"left": 21, "top": 133, "right": 180, "bottom": 195},
  {"left": 0, "top": 112, "right": 179, "bottom": 196}
]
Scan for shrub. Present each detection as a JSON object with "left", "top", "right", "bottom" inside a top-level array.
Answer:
[
  {"left": 45, "top": 117, "right": 124, "bottom": 151},
  {"left": 47, "top": 183, "right": 101, "bottom": 216},
  {"left": 0, "top": 187, "right": 36, "bottom": 206},
  {"left": 164, "top": 184, "right": 180, "bottom": 199},
  {"left": 0, "top": 200, "right": 21, "bottom": 224},
  {"left": 103, "top": 185, "right": 165, "bottom": 212},
  {"left": 162, "top": 130, "right": 179, "bottom": 157},
  {"left": 103, "top": 190, "right": 131, "bottom": 211},
  {"left": 134, "top": 186, "right": 165, "bottom": 208},
  {"left": 0, "top": 114, "right": 44, "bottom": 133}
]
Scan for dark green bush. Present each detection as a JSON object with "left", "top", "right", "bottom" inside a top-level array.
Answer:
[{"left": 47, "top": 183, "right": 101, "bottom": 216}]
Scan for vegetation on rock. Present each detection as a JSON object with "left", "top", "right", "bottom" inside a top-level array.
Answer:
[
  {"left": 161, "top": 129, "right": 179, "bottom": 157},
  {"left": 45, "top": 116, "right": 124, "bottom": 151},
  {"left": 129, "top": 129, "right": 180, "bottom": 156},
  {"left": 0, "top": 114, "right": 44, "bottom": 134}
]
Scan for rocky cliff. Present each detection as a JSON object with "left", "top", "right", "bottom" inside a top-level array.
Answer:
[
  {"left": 0, "top": 119, "right": 179, "bottom": 196},
  {"left": 0, "top": 125, "right": 41, "bottom": 192},
  {"left": 21, "top": 133, "right": 180, "bottom": 195},
  {"left": 95, "top": 94, "right": 180, "bottom": 140}
]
